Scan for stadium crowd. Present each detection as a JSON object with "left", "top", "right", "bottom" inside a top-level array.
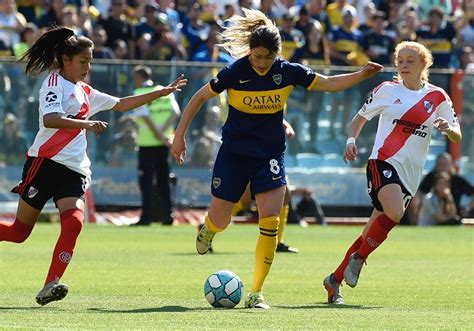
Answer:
[{"left": 0, "top": 0, "right": 472, "bottom": 67}]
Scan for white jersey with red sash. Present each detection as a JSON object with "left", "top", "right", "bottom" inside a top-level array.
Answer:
[
  {"left": 359, "top": 80, "right": 459, "bottom": 195},
  {"left": 27, "top": 72, "right": 119, "bottom": 178}
]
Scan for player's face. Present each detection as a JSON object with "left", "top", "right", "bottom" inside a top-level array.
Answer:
[
  {"left": 61, "top": 48, "right": 93, "bottom": 83},
  {"left": 249, "top": 46, "right": 276, "bottom": 73},
  {"left": 396, "top": 48, "right": 424, "bottom": 82}
]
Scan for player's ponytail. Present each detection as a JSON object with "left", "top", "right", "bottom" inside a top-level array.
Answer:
[
  {"left": 20, "top": 27, "right": 93, "bottom": 76},
  {"left": 219, "top": 8, "right": 281, "bottom": 59}
]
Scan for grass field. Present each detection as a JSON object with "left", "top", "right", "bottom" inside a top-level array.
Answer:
[{"left": 0, "top": 223, "right": 472, "bottom": 330}]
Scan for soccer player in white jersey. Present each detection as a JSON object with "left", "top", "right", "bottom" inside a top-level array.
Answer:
[
  {"left": 0, "top": 27, "right": 186, "bottom": 306},
  {"left": 323, "top": 41, "right": 462, "bottom": 304}
]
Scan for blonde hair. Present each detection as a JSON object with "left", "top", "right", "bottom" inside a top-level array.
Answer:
[
  {"left": 394, "top": 41, "right": 433, "bottom": 82},
  {"left": 219, "top": 8, "right": 281, "bottom": 59}
]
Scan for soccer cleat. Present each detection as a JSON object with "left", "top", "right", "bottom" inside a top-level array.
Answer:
[
  {"left": 244, "top": 291, "right": 270, "bottom": 309},
  {"left": 276, "top": 242, "right": 299, "bottom": 253},
  {"left": 344, "top": 252, "right": 366, "bottom": 288},
  {"left": 196, "top": 223, "right": 215, "bottom": 255},
  {"left": 323, "top": 274, "right": 344, "bottom": 304},
  {"left": 35, "top": 280, "right": 69, "bottom": 306}
]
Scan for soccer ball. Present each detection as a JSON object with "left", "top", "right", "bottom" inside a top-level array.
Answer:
[{"left": 204, "top": 270, "right": 243, "bottom": 308}]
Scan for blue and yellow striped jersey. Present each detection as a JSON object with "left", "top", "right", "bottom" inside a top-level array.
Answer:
[{"left": 208, "top": 56, "right": 319, "bottom": 158}]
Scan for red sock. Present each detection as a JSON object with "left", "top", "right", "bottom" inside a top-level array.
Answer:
[
  {"left": 0, "top": 219, "right": 34, "bottom": 243},
  {"left": 357, "top": 214, "right": 397, "bottom": 259},
  {"left": 333, "top": 236, "right": 363, "bottom": 283},
  {"left": 45, "top": 209, "right": 83, "bottom": 285}
]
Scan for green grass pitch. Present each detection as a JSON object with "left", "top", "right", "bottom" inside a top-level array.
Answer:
[{"left": 0, "top": 223, "right": 472, "bottom": 329}]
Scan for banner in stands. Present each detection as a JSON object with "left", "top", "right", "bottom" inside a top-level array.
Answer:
[{"left": 1, "top": 166, "right": 376, "bottom": 208}]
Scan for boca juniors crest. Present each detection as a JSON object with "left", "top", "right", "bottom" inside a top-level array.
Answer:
[{"left": 272, "top": 74, "right": 282, "bottom": 85}]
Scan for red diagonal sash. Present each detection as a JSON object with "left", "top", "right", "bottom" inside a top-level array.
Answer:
[
  {"left": 377, "top": 90, "right": 445, "bottom": 161},
  {"left": 38, "top": 85, "right": 91, "bottom": 158}
]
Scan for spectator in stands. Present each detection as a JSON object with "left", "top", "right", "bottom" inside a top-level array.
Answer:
[
  {"left": 181, "top": 3, "right": 210, "bottom": 59},
  {"left": 323, "top": 41, "right": 461, "bottom": 305},
  {"left": 191, "top": 29, "right": 233, "bottom": 63},
  {"left": 417, "top": 7, "right": 456, "bottom": 68},
  {"left": 308, "top": 0, "right": 329, "bottom": 31},
  {"left": 456, "top": 3, "right": 474, "bottom": 49},
  {"left": 135, "top": 3, "right": 158, "bottom": 40},
  {"left": 0, "top": 0, "right": 27, "bottom": 56},
  {"left": 0, "top": 113, "right": 28, "bottom": 166},
  {"left": 97, "top": 0, "right": 136, "bottom": 59},
  {"left": 418, "top": 0, "right": 452, "bottom": 21},
  {"left": 2, "top": 27, "right": 186, "bottom": 306},
  {"left": 90, "top": 25, "right": 114, "bottom": 59},
  {"left": 327, "top": 6, "right": 364, "bottom": 139},
  {"left": 37, "top": 0, "right": 64, "bottom": 29},
  {"left": 140, "top": 12, "right": 186, "bottom": 61},
  {"left": 384, "top": 1, "right": 402, "bottom": 40},
  {"left": 357, "top": 1, "right": 376, "bottom": 33},
  {"left": 290, "top": 20, "right": 329, "bottom": 153},
  {"left": 158, "top": 0, "right": 180, "bottom": 37},
  {"left": 418, "top": 171, "right": 461, "bottom": 226},
  {"left": 326, "top": 0, "right": 356, "bottom": 30},
  {"left": 409, "top": 153, "right": 473, "bottom": 224},
  {"left": 363, "top": 11, "right": 395, "bottom": 65},
  {"left": 278, "top": 13, "right": 305, "bottom": 60},
  {"left": 398, "top": 9, "right": 420, "bottom": 42},
  {"left": 13, "top": 22, "right": 38, "bottom": 59}
]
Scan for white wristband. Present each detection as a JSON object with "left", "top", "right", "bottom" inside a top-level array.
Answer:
[{"left": 346, "top": 137, "right": 356, "bottom": 145}]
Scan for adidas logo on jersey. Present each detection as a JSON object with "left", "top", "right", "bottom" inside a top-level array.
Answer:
[{"left": 393, "top": 98, "right": 402, "bottom": 104}]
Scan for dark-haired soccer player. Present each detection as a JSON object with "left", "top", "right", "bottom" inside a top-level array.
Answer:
[
  {"left": 1, "top": 26, "right": 186, "bottom": 305},
  {"left": 171, "top": 8, "right": 382, "bottom": 309}
]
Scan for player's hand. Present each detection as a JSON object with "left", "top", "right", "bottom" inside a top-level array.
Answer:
[
  {"left": 433, "top": 117, "right": 452, "bottom": 135},
  {"left": 343, "top": 143, "right": 358, "bottom": 163},
  {"left": 85, "top": 120, "right": 108, "bottom": 136},
  {"left": 171, "top": 135, "right": 187, "bottom": 165},
  {"left": 161, "top": 74, "right": 188, "bottom": 97},
  {"left": 361, "top": 61, "right": 384, "bottom": 79},
  {"left": 284, "top": 124, "right": 295, "bottom": 139}
]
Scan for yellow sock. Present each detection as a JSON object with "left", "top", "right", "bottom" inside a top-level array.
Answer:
[
  {"left": 231, "top": 200, "right": 245, "bottom": 216},
  {"left": 251, "top": 215, "right": 279, "bottom": 293},
  {"left": 277, "top": 204, "right": 289, "bottom": 243},
  {"left": 204, "top": 214, "right": 225, "bottom": 233}
]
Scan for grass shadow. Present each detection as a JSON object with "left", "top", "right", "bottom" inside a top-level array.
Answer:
[
  {"left": 171, "top": 252, "right": 242, "bottom": 256},
  {"left": 88, "top": 306, "right": 211, "bottom": 313},
  {"left": 276, "top": 302, "right": 383, "bottom": 310}
]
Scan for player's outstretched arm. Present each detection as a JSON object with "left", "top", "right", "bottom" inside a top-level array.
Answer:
[
  {"left": 312, "top": 62, "right": 383, "bottom": 92},
  {"left": 172, "top": 84, "right": 215, "bottom": 165},
  {"left": 112, "top": 74, "right": 187, "bottom": 112},
  {"left": 343, "top": 114, "right": 367, "bottom": 163}
]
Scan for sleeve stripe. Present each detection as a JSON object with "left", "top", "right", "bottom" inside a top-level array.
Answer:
[
  {"left": 306, "top": 74, "right": 320, "bottom": 91},
  {"left": 207, "top": 82, "right": 219, "bottom": 95}
]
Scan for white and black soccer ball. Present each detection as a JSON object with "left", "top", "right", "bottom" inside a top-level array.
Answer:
[{"left": 204, "top": 270, "right": 243, "bottom": 308}]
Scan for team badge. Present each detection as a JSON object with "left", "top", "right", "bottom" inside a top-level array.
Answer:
[
  {"left": 424, "top": 100, "right": 433, "bottom": 113},
  {"left": 28, "top": 186, "right": 39, "bottom": 198},
  {"left": 383, "top": 170, "right": 392, "bottom": 178},
  {"left": 367, "top": 181, "right": 372, "bottom": 193},
  {"left": 272, "top": 74, "right": 282, "bottom": 85},
  {"left": 212, "top": 177, "right": 221, "bottom": 189},
  {"left": 45, "top": 91, "right": 57, "bottom": 102}
]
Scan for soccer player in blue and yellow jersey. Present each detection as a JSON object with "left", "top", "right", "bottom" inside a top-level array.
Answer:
[{"left": 171, "top": 8, "right": 382, "bottom": 309}]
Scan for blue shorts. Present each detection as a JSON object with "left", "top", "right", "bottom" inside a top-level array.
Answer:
[{"left": 211, "top": 148, "right": 287, "bottom": 203}]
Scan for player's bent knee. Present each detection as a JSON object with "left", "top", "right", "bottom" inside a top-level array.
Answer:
[{"left": 384, "top": 209, "right": 404, "bottom": 223}]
